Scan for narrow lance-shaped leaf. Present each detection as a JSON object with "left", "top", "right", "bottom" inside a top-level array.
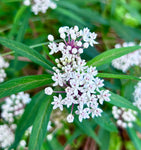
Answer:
[
  {"left": 127, "top": 128, "right": 141, "bottom": 150},
  {"left": 8, "top": 6, "right": 28, "bottom": 39},
  {"left": 87, "top": 45, "right": 141, "bottom": 67},
  {"left": 0, "top": 37, "right": 53, "bottom": 71},
  {"left": 10, "top": 91, "right": 46, "bottom": 149},
  {"left": 0, "top": 74, "right": 53, "bottom": 98},
  {"left": 98, "top": 128, "right": 110, "bottom": 150},
  {"left": 94, "top": 112, "right": 118, "bottom": 132},
  {"left": 28, "top": 94, "right": 53, "bottom": 150},
  {"left": 74, "top": 119, "right": 101, "bottom": 145},
  {"left": 65, "top": 130, "right": 81, "bottom": 147},
  {"left": 97, "top": 73, "right": 141, "bottom": 81},
  {"left": 109, "top": 91, "right": 138, "bottom": 111},
  {"left": 16, "top": 7, "right": 31, "bottom": 42}
]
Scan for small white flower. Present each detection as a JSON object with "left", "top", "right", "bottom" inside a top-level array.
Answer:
[
  {"left": 67, "top": 114, "right": 74, "bottom": 123},
  {"left": 23, "top": 0, "right": 30, "bottom": 6},
  {"left": 75, "top": 107, "right": 90, "bottom": 122},
  {"left": 83, "top": 43, "right": 89, "bottom": 48},
  {"left": 72, "top": 48, "right": 77, "bottom": 54},
  {"left": 94, "top": 77, "right": 104, "bottom": 91},
  {"left": 60, "top": 33, "right": 66, "bottom": 39},
  {"left": 47, "top": 121, "right": 52, "bottom": 131},
  {"left": 47, "top": 134, "right": 53, "bottom": 141},
  {"left": 20, "top": 140, "right": 26, "bottom": 147},
  {"left": 48, "top": 42, "right": 58, "bottom": 55},
  {"left": 91, "top": 107, "right": 102, "bottom": 118},
  {"left": 45, "top": 87, "right": 53, "bottom": 95},
  {"left": 51, "top": 95, "right": 63, "bottom": 111},
  {"left": 97, "top": 90, "right": 111, "bottom": 104},
  {"left": 52, "top": 73, "right": 64, "bottom": 86},
  {"left": 48, "top": 34, "right": 54, "bottom": 41}
]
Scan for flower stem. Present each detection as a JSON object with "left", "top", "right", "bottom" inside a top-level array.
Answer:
[
  {"left": 71, "top": 103, "right": 74, "bottom": 113},
  {"left": 1, "top": 51, "right": 15, "bottom": 57},
  {"left": 54, "top": 91, "right": 66, "bottom": 93}
]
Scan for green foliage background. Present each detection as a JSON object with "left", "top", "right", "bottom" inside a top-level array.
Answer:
[{"left": 0, "top": 0, "right": 141, "bottom": 149}]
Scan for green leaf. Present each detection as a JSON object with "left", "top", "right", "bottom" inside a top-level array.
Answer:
[
  {"left": 111, "top": 20, "right": 141, "bottom": 41},
  {"left": 55, "top": 7, "right": 87, "bottom": 26},
  {"left": 0, "top": 37, "right": 53, "bottom": 71},
  {"left": 28, "top": 94, "right": 53, "bottom": 150},
  {"left": 16, "top": 8, "right": 30, "bottom": 42},
  {"left": 87, "top": 45, "right": 141, "bottom": 67},
  {"left": 121, "top": 80, "right": 136, "bottom": 101},
  {"left": 98, "top": 129, "right": 110, "bottom": 150},
  {"left": 74, "top": 119, "right": 101, "bottom": 145},
  {"left": 46, "top": 137, "right": 64, "bottom": 150},
  {"left": 65, "top": 130, "right": 81, "bottom": 146},
  {"left": 109, "top": 91, "right": 138, "bottom": 111},
  {"left": 97, "top": 73, "right": 141, "bottom": 81},
  {"left": 10, "top": 91, "right": 46, "bottom": 149},
  {"left": 0, "top": 74, "right": 53, "bottom": 98},
  {"left": 8, "top": 6, "right": 28, "bottom": 39},
  {"left": 127, "top": 128, "right": 141, "bottom": 150},
  {"left": 57, "top": 1, "right": 108, "bottom": 25},
  {"left": 94, "top": 112, "right": 118, "bottom": 132}
]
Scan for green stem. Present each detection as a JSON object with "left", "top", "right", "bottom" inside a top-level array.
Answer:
[
  {"left": 30, "top": 39, "right": 62, "bottom": 48},
  {"left": 1, "top": 51, "right": 15, "bottom": 56}
]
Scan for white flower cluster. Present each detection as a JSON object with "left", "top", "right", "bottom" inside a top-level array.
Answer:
[
  {"left": 23, "top": 0, "right": 57, "bottom": 15},
  {"left": 0, "top": 92, "right": 31, "bottom": 149},
  {"left": 0, "top": 124, "right": 15, "bottom": 149},
  {"left": 112, "top": 106, "right": 137, "bottom": 128},
  {"left": 1, "top": 92, "right": 31, "bottom": 124},
  {"left": 45, "top": 26, "right": 111, "bottom": 123},
  {"left": 0, "top": 55, "right": 9, "bottom": 83},
  {"left": 112, "top": 42, "right": 141, "bottom": 72},
  {"left": 133, "top": 81, "right": 141, "bottom": 110}
]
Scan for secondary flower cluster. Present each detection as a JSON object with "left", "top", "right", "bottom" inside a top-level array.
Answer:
[
  {"left": 112, "top": 106, "right": 137, "bottom": 128},
  {"left": 23, "top": 0, "right": 57, "bottom": 15},
  {"left": 0, "top": 124, "right": 15, "bottom": 149},
  {"left": 1, "top": 92, "right": 31, "bottom": 124},
  {"left": 133, "top": 81, "right": 141, "bottom": 110},
  {"left": 112, "top": 42, "right": 141, "bottom": 72},
  {"left": 0, "top": 92, "right": 31, "bottom": 149},
  {"left": 0, "top": 55, "right": 9, "bottom": 83},
  {"left": 45, "top": 26, "right": 111, "bottom": 123}
]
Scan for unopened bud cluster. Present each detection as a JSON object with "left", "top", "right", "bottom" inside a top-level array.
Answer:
[
  {"left": 0, "top": 55, "right": 9, "bottom": 83},
  {"left": 45, "top": 26, "right": 111, "bottom": 123},
  {"left": 112, "top": 106, "right": 137, "bottom": 128},
  {"left": 112, "top": 42, "right": 141, "bottom": 72},
  {"left": 133, "top": 81, "right": 141, "bottom": 110},
  {"left": 23, "top": 0, "right": 57, "bottom": 15},
  {"left": 0, "top": 92, "right": 31, "bottom": 149}
]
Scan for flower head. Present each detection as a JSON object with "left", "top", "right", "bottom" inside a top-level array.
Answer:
[
  {"left": 112, "top": 42, "right": 141, "bottom": 72},
  {"left": 112, "top": 106, "right": 137, "bottom": 128},
  {"left": 45, "top": 26, "right": 111, "bottom": 123},
  {"left": 1, "top": 92, "right": 31, "bottom": 124},
  {"left": 23, "top": 0, "right": 57, "bottom": 15}
]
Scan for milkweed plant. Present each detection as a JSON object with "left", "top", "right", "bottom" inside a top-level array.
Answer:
[{"left": 0, "top": 0, "right": 141, "bottom": 150}]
